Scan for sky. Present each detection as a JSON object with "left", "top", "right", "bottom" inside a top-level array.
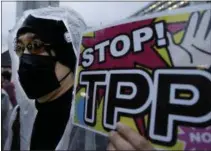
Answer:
[
  {"left": 1, "top": 1, "right": 150, "bottom": 52},
  {"left": 2, "top": 2, "right": 16, "bottom": 52},
  {"left": 60, "top": 2, "right": 149, "bottom": 27}
]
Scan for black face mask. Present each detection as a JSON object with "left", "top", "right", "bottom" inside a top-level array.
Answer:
[{"left": 18, "top": 54, "right": 69, "bottom": 99}]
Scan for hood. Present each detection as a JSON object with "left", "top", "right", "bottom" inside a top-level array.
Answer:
[{"left": 8, "top": 6, "right": 87, "bottom": 111}]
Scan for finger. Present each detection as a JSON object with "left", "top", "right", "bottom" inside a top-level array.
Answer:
[
  {"left": 167, "top": 32, "right": 175, "bottom": 46},
  {"left": 205, "top": 17, "right": 211, "bottom": 40},
  {"left": 116, "top": 122, "right": 154, "bottom": 150},
  {"left": 205, "top": 30, "right": 211, "bottom": 47},
  {"left": 107, "top": 142, "right": 116, "bottom": 150},
  {"left": 205, "top": 29, "right": 211, "bottom": 48},
  {"left": 108, "top": 131, "right": 135, "bottom": 150},
  {"left": 197, "top": 10, "right": 211, "bottom": 39},
  {"left": 186, "top": 12, "right": 199, "bottom": 38}
]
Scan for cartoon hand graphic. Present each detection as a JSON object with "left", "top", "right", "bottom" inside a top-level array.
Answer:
[{"left": 167, "top": 10, "right": 211, "bottom": 67}]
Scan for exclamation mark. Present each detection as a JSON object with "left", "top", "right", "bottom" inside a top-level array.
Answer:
[{"left": 155, "top": 22, "right": 167, "bottom": 47}]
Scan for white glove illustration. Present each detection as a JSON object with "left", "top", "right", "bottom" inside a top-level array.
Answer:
[{"left": 167, "top": 10, "right": 211, "bottom": 67}]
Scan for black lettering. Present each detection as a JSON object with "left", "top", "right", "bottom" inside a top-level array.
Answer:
[
  {"left": 103, "top": 69, "right": 152, "bottom": 130},
  {"left": 149, "top": 69, "right": 211, "bottom": 146},
  {"left": 80, "top": 71, "right": 107, "bottom": 126}
]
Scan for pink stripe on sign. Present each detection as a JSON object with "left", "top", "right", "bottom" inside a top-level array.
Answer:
[{"left": 167, "top": 22, "right": 187, "bottom": 34}]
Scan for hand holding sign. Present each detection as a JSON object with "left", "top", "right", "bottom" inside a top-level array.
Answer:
[
  {"left": 107, "top": 123, "right": 154, "bottom": 150},
  {"left": 168, "top": 10, "right": 211, "bottom": 67}
]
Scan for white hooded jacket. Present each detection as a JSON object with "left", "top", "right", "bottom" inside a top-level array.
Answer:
[
  {"left": 4, "top": 7, "right": 108, "bottom": 150},
  {"left": 2, "top": 89, "right": 13, "bottom": 148}
]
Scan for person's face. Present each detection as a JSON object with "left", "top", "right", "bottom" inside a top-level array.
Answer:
[
  {"left": 16, "top": 32, "right": 71, "bottom": 99},
  {"left": 16, "top": 32, "right": 48, "bottom": 56}
]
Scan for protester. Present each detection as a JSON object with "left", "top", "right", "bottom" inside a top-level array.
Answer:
[
  {"left": 2, "top": 71, "right": 17, "bottom": 107},
  {"left": 1, "top": 89, "right": 13, "bottom": 149},
  {"left": 4, "top": 7, "right": 107, "bottom": 150}
]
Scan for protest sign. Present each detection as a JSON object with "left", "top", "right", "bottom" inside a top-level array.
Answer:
[{"left": 73, "top": 5, "right": 211, "bottom": 150}]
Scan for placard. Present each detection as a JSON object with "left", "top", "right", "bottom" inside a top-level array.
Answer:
[{"left": 73, "top": 5, "right": 211, "bottom": 150}]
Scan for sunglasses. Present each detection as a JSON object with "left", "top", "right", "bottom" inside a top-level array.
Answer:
[{"left": 15, "top": 39, "right": 50, "bottom": 56}]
